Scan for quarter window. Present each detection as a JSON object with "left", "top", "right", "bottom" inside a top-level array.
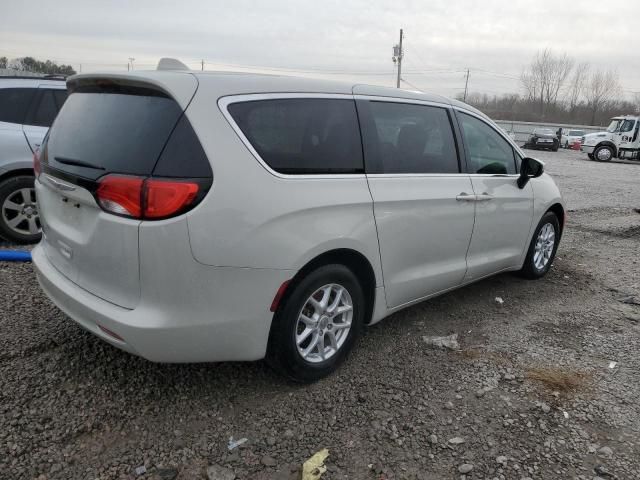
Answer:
[
  {"left": 0, "top": 88, "right": 37, "bottom": 124},
  {"left": 228, "top": 98, "right": 363, "bottom": 174},
  {"left": 360, "top": 101, "right": 459, "bottom": 174},
  {"left": 458, "top": 113, "right": 517, "bottom": 174}
]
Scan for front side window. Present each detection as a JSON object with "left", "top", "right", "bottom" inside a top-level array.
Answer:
[
  {"left": 620, "top": 120, "right": 635, "bottom": 133},
  {"left": 0, "top": 88, "right": 37, "bottom": 124},
  {"left": 228, "top": 98, "right": 363, "bottom": 174},
  {"left": 360, "top": 101, "right": 459, "bottom": 174},
  {"left": 458, "top": 113, "right": 517, "bottom": 175}
]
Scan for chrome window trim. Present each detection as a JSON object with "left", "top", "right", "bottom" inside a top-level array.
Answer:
[{"left": 218, "top": 93, "right": 365, "bottom": 180}]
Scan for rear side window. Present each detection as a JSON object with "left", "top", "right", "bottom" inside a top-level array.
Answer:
[
  {"left": 359, "top": 101, "right": 459, "bottom": 174},
  {"left": 0, "top": 88, "right": 36, "bottom": 124},
  {"left": 25, "top": 89, "right": 59, "bottom": 127},
  {"left": 458, "top": 113, "right": 517, "bottom": 175},
  {"left": 228, "top": 98, "right": 363, "bottom": 174}
]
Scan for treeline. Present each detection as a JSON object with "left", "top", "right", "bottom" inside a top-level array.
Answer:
[
  {"left": 0, "top": 56, "right": 76, "bottom": 76},
  {"left": 457, "top": 92, "right": 639, "bottom": 126},
  {"left": 457, "top": 49, "right": 638, "bottom": 126}
]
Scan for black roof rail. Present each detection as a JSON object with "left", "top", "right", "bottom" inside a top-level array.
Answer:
[{"left": 0, "top": 75, "right": 67, "bottom": 81}]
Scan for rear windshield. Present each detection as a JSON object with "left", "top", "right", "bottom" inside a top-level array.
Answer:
[{"left": 46, "top": 86, "right": 184, "bottom": 180}]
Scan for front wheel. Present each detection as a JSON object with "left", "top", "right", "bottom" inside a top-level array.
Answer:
[
  {"left": 519, "top": 212, "right": 560, "bottom": 279},
  {"left": 594, "top": 145, "right": 614, "bottom": 162},
  {"left": 0, "top": 175, "right": 41, "bottom": 244},
  {"left": 267, "top": 264, "right": 365, "bottom": 382}
]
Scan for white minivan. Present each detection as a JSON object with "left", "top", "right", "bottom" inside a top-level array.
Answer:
[{"left": 33, "top": 67, "right": 564, "bottom": 382}]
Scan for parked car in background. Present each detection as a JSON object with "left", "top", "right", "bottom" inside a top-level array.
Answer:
[
  {"left": 524, "top": 128, "right": 559, "bottom": 151},
  {"left": 0, "top": 76, "right": 67, "bottom": 243},
  {"left": 561, "top": 129, "right": 585, "bottom": 148},
  {"left": 32, "top": 64, "right": 565, "bottom": 382}
]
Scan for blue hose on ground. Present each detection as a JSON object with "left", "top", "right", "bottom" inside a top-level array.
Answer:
[{"left": 0, "top": 250, "right": 32, "bottom": 262}]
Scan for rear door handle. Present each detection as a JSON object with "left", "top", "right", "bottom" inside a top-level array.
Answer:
[
  {"left": 475, "top": 193, "right": 494, "bottom": 201},
  {"left": 456, "top": 192, "right": 476, "bottom": 201}
]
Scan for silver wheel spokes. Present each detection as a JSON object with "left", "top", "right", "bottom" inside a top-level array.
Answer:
[
  {"left": 597, "top": 148, "right": 612, "bottom": 161},
  {"left": 1, "top": 188, "right": 40, "bottom": 236},
  {"left": 533, "top": 223, "right": 555, "bottom": 270},
  {"left": 296, "top": 283, "right": 353, "bottom": 364}
]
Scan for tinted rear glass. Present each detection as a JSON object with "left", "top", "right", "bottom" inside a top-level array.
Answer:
[
  {"left": 25, "top": 89, "right": 58, "bottom": 127},
  {"left": 0, "top": 88, "right": 36, "bottom": 124},
  {"left": 46, "top": 88, "right": 183, "bottom": 180},
  {"left": 228, "top": 98, "right": 363, "bottom": 174}
]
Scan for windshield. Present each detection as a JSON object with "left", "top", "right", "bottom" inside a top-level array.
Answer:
[
  {"left": 534, "top": 128, "right": 554, "bottom": 135},
  {"left": 606, "top": 120, "right": 622, "bottom": 133},
  {"left": 569, "top": 130, "right": 584, "bottom": 136}
]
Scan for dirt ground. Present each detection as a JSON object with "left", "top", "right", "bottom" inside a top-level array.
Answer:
[{"left": 1, "top": 148, "right": 639, "bottom": 480}]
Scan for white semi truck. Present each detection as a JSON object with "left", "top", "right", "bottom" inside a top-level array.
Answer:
[{"left": 581, "top": 115, "right": 640, "bottom": 161}]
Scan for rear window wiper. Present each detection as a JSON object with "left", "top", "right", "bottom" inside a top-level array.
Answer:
[{"left": 54, "top": 156, "right": 105, "bottom": 171}]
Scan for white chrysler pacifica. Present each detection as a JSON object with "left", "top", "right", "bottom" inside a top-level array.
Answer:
[{"left": 32, "top": 66, "right": 564, "bottom": 382}]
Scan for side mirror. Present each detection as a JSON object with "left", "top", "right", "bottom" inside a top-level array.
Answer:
[{"left": 517, "top": 157, "right": 544, "bottom": 189}]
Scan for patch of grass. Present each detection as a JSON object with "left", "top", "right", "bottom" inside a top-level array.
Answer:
[{"left": 525, "top": 366, "right": 590, "bottom": 393}]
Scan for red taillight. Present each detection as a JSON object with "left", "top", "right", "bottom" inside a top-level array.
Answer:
[
  {"left": 96, "top": 176, "right": 144, "bottom": 218},
  {"left": 144, "top": 179, "right": 199, "bottom": 219},
  {"left": 33, "top": 149, "right": 41, "bottom": 178},
  {"left": 95, "top": 175, "right": 200, "bottom": 220}
]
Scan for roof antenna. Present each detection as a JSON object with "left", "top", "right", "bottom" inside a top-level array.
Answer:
[{"left": 157, "top": 58, "right": 190, "bottom": 71}]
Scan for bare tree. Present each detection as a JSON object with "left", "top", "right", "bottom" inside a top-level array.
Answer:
[
  {"left": 566, "top": 61, "right": 590, "bottom": 112},
  {"left": 0, "top": 56, "right": 7, "bottom": 69},
  {"left": 585, "top": 69, "right": 621, "bottom": 125},
  {"left": 521, "top": 49, "right": 574, "bottom": 117}
]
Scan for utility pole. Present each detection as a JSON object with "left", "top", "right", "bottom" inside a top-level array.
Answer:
[
  {"left": 128, "top": 57, "right": 135, "bottom": 71},
  {"left": 392, "top": 29, "right": 404, "bottom": 88},
  {"left": 463, "top": 68, "right": 470, "bottom": 101},
  {"left": 201, "top": 59, "right": 204, "bottom": 71}
]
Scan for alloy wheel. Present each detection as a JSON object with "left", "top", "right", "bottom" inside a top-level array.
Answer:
[
  {"left": 533, "top": 223, "right": 555, "bottom": 270},
  {"left": 295, "top": 283, "right": 353, "bottom": 363},
  {"left": 1, "top": 188, "right": 40, "bottom": 236}
]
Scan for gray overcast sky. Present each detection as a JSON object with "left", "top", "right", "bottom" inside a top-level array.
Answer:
[{"left": 3, "top": 0, "right": 639, "bottom": 99}]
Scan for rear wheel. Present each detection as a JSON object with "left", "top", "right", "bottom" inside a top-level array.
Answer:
[
  {"left": 519, "top": 212, "right": 560, "bottom": 279},
  {"left": 267, "top": 264, "right": 364, "bottom": 382},
  {"left": 0, "top": 175, "right": 41, "bottom": 244},
  {"left": 594, "top": 145, "right": 614, "bottom": 162}
]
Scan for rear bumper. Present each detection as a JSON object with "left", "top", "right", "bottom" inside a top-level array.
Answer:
[{"left": 32, "top": 244, "right": 292, "bottom": 362}]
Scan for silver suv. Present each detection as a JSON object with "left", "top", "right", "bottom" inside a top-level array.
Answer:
[
  {"left": 0, "top": 76, "right": 67, "bottom": 243},
  {"left": 33, "top": 67, "right": 564, "bottom": 382}
]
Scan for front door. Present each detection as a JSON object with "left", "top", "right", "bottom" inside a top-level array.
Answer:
[
  {"left": 456, "top": 111, "right": 534, "bottom": 280},
  {"left": 357, "top": 99, "right": 475, "bottom": 308}
]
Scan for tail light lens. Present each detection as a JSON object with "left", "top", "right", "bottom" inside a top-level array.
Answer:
[{"left": 96, "top": 175, "right": 200, "bottom": 220}]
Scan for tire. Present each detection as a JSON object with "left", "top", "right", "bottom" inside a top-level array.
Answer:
[
  {"left": 0, "top": 175, "right": 41, "bottom": 244},
  {"left": 564, "top": 141, "right": 569, "bottom": 149},
  {"left": 593, "top": 145, "right": 614, "bottom": 162},
  {"left": 267, "top": 264, "right": 365, "bottom": 383},
  {"left": 518, "top": 212, "right": 560, "bottom": 280},
  {"left": 587, "top": 153, "right": 594, "bottom": 160}
]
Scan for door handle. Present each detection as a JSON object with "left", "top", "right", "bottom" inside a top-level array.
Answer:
[
  {"left": 475, "top": 193, "right": 494, "bottom": 202},
  {"left": 456, "top": 193, "right": 476, "bottom": 201}
]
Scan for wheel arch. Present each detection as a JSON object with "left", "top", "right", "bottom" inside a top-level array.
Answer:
[
  {"left": 280, "top": 248, "right": 378, "bottom": 326},
  {"left": 595, "top": 141, "right": 617, "bottom": 156},
  {"left": 546, "top": 202, "right": 565, "bottom": 238},
  {"left": 0, "top": 168, "right": 34, "bottom": 184}
]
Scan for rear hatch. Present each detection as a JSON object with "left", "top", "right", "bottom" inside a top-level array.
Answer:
[{"left": 37, "top": 74, "right": 210, "bottom": 308}]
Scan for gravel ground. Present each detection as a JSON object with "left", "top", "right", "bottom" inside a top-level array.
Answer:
[{"left": 1, "top": 149, "right": 639, "bottom": 480}]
